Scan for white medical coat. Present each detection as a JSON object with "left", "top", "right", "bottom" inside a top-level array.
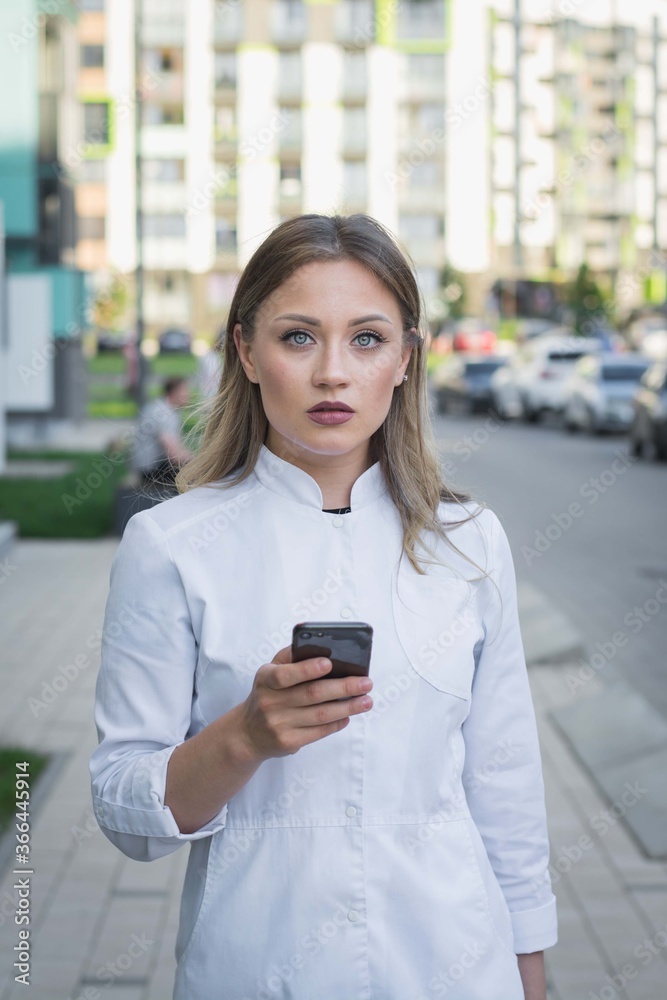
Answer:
[{"left": 90, "top": 443, "right": 558, "bottom": 1000}]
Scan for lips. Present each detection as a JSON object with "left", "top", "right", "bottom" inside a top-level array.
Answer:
[{"left": 307, "top": 402, "right": 355, "bottom": 413}]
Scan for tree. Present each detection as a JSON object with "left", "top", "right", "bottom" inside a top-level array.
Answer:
[
  {"left": 438, "top": 263, "right": 467, "bottom": 321},
  {"left": 565, "top": 264, "right": 615, "bottom": 336},
  {"left": 92, "top": 275, "right": 130, "bottom": 333}
]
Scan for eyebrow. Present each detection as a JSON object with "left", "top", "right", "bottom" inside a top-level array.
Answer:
[{"left": 273, "top": 312, "right": 393, "bottom": 327}]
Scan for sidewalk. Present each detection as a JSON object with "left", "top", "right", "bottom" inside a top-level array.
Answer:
[{"left": 0, "top": 539, "right": 666, "bottom": 999}]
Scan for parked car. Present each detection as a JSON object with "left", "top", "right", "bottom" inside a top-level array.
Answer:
[
  {"left": 563, "top": 353, "right": 652, "bottom": 434},
  {"left": 431, "top": 354, "right": 508, "bottom": 415},
  {"left": 96, "top": 330, "right": 132, "bottom": 352},
  {"left": 446, "top": 318, "right": 498, "bottom": 354},
  {"left": 489, "top": 335, "right": 603, "bottom": 422},
  {"left": 629, "top": 361, "right": 667, "bottom": 460},
  {"left": 158, "top": 328, "right": 192, "bottom": 354},
  {"left": 627, "top": 313, "right": 667, "bottom": 359}
]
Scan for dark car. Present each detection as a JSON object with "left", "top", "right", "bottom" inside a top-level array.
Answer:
[
  {"left": 158, "top": 328, "right": 192, "bottom": 354},
  {"left": 97, "top": 330, "right": 132, "bottom": 352},
  {"left": 431, "top": 354, "right": 508, "bottom": 415},
  {"left": 629, "top": 361, "right": 667, "bottom": 460}
]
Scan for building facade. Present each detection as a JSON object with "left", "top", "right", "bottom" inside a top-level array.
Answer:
[
  {"left": 0, "top": 0, "right": 89, "bottom": 426},
  {"left": 69, "top": 0, "right": 667, "bottom": 335}
]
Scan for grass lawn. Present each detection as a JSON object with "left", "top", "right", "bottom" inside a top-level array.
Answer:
[
  {"left": 0, "top": 450, "right": 129, "bottom": 538},
  {"left": 88, "top": 353, "right": 199, "bottom": 377},
  {"left": 87, "top": 353, "right": 200, "bottom": 418},
  {"left": 0, "top": 749, "right": 49, "bottom": 835}
]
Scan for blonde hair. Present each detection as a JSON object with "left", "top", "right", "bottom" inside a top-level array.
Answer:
[{"left": 177, "top": 213, "right": 491, "bottom": 579}]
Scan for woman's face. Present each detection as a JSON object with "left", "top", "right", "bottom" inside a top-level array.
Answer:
[{"left": 233, "top": 259, "right": 415, "bottom": 464}]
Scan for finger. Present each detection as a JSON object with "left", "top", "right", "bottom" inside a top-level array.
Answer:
[
  {"left": 298, "top": 717, "right": 351, "bottom": 746},
  {"left": 271, "top": 645, "right": 294, "bottom": 665},
  {"left": 291, "top": 694, "right": 373, "bottom": 729},
  {"left": 266, "top": 655, "right": 332, "bottom": 690},
  {"left": 291, "top": 673, "right": 373, "bottom": 707}
]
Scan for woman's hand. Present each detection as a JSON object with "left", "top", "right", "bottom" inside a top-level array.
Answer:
[{"left": 236, "top": 644, "right": 374, "bottom": 762}]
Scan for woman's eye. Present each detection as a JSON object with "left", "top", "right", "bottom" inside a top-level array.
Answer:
[{"left": 279, "top": 329, "right": 387, "bottom": 350}]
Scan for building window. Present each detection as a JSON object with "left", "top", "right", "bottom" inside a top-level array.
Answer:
[
  {"left": 343, "top": 107, "right": 366, "bottom": 153},
  {"left": 278, "top": 107, "right": 301, "bottom": 150},
  {"left": 402, "top": 161, "right": 442, "bottom": 192},
  {"left": 83, "top": 101, "right": 111, "bottom": 147},
  {"left": 215, "top": 105, "right": 237, "bottom": 143},
  {"left": 214, "top": 51, "right": 236, "bottom": 88},
  {"left": 79, "top": 159, "right": 107, "bottom": 182},
  {"left": 343, "top": 160, "right": 366, "bottom": 202},
  {"left": 144, "top": 46, "right": 183, "bottom": 74},
  {"left": 335, "top": 0, "right": 375, "bottom": 44},
  {"left": 280, "top": 163, "right": 301, "bottom": 197},
  {"left": 143, "top": 214, "right": 187, "bottom": 237},
  {"left": 216, "top": 219, "right": 237, "bottom": 252},
  {"left": 407, "top": 52, "right": 445, "bottom": 82},
  {"left": 142, "top": 103, "right": 184, "bottom": 125},
  {"left": 278, "top": 51, "right": 301, "bottom": 98},
  {"left": 81, "top": 44, "right": 104, "bottom": 68},
  {"left": 213, "top": 1, "right": 243, "bottom": 43},
  {"left": 399, "top": 213, "right": 442, "bottom": 240},
  {"left": 342, "top": 50, "right": 366, "bottom": 98},
  {"left": 142, "top": 158, "right": 185, "bottom": 182},
  {"left": 397, "top": 0, "right": 445, "bottom": 42},
  {"left": 417, "top": 103, "right": 445, "bottom": 133},
  {"left": 78, "top": 216, "right": 106, "bottom": 240},
  {"left": 272, "top": 0, "right": 307, "bottom": 42}
]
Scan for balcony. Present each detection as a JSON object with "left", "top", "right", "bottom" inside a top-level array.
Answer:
[
  {"left": 141, "top": 0, "right": 185, "bottom": 46},
  {"left": 341, "top": 55, "right": 366, "bottom": 102},
  {"left": 334, "top": 0, "right": 375, "bottom": 45},
  {"left": 278, "top": 114, "right": 302, "bottom": 153},
  {"left": 213, "top": 3, "right": 243, "bottom": 45},
  {"left": 277, "top": 54, "right": 302, "bottom": 102},
  {"left": 271, "top": 0, "right": 307, "bottom": 43},
  {"left": 396, "top": 0, "right": 445, "bottom": 42}
]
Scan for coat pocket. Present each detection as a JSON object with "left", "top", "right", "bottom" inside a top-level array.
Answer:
[{"left": 392, "top": 563, "right": 483, "bottom": 699}]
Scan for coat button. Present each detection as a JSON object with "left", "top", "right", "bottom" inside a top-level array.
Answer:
[
  {"left": 340, "top": 608, "right": 352, "bottom": 618},
  {"left": 332, "top": 516, "right": 344, "bottom": 527},
  {"left": 345, "top": 806, "right": 357, "bottom": 817},
  {"left": 347, "top": 910, "right": 359, "bottom": 922}
]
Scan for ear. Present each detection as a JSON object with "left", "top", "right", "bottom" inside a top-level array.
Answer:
[
  {"left": 233, "top": 323, "right": 259, "bottom": 383},
  {"left": 396, "top": 333, "right": 416, "bottom": 386}
]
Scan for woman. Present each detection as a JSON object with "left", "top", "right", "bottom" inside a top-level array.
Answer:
[{"left": 90, "top": 213, "right": 557, "bottom": 1000}]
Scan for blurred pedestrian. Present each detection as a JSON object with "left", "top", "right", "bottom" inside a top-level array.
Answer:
[
  {"left": 196, "top": 329, "right": 225, "bottom": 404},
  {"left": 131, "top": 376, "right": 194, "bottom": 490}
]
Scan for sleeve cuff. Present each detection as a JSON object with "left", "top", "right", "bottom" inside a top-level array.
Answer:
[
  {"left": 92, "top": 794, "right": 229, "bottom": 840},
  {"left": 511, "top": 895, "right": 558, "bottom": 953}
]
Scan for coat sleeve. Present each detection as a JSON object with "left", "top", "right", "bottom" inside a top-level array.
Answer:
[
  {"left": 89, "top": 509, "right": 229, "bottom": 862},
  {"left": 461, "top": 510, "right": 558, "bottom": 954}
]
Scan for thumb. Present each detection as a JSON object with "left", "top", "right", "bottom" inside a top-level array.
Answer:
[{"left": 271, "top": 644, "right": 293, "bottom": 665}]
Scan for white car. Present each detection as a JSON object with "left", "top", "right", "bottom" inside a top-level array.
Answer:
[
  {"left": 490, "top": 334, "right": 604, "bottom": 422},
  {"left": 563, "top": 353, "right": 652, "bottom": 434}
]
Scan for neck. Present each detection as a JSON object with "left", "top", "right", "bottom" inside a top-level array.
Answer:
[{"left": 264, "top": 435, "right": 375, "bottom": 509}]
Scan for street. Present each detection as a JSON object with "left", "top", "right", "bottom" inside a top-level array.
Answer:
[{"left": 432, "top": 404, "right": 667, "bottom": 721}]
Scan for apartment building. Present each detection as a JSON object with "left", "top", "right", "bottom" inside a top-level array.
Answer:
[
  {"left": 0, "top": 0, "right": 88, "bottom": 427},
  {"left": 489, "top": 0, "right": 667, "bottom": 311},
  {"left": 70, "top": 0, "right": 667, "bottom": 336}
]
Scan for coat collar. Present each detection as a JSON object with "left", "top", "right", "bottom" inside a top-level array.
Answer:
[{"left": 251, "top": 443, "right": 388, "bottom": 511}]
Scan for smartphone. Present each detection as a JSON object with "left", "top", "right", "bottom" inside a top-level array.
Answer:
[{"left": 291, "top": 622, "right": 373, "bottom": 683}]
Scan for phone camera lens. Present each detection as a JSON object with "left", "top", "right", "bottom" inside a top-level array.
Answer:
[{"left": 301, "top": 631, "right": 311, "bottom": 639}]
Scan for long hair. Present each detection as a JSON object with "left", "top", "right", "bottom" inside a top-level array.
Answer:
[{"left": 176, "top": 213, "right": 491, "bottom": 579}]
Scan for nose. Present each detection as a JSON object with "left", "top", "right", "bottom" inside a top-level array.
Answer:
[{"left": 311, "top": 340, "right": 351, "bottom": 388}]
